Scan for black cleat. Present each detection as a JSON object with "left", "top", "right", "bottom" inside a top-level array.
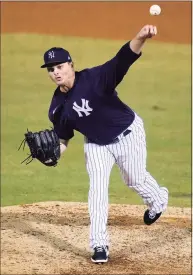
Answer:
[
  {"left": 144, "top": 209, "right": 162, "bottom": 225},
  {"left": 91, "top": 246, "right": 109, "bottom": 264}
]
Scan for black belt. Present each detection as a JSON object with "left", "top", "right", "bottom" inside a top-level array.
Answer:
[
  {"left": 112, "top": 129, "right": 131, "bottom": 143},
  {"left": 87, "top": 129, "right": 131, "bottom": 145}
]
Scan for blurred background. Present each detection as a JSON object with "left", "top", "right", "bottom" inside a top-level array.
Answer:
[{"left": 1, "top": 2, "right": 191, "bottom": 207}]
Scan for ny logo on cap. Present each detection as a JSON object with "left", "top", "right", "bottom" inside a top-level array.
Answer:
[{"left": 48, "top": 51, "right": 55, "bottom": 59}]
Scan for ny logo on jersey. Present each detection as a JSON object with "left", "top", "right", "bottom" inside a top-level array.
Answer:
[
  {"left": 73, "top": 99, "right": 93, "bottom": 117},
  {"left": 48, "top": 51, "right": 55, "bottom": 59}
]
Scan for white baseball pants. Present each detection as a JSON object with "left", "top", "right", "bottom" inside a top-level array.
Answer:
[{"left": 84, "top": 114, "right": 168, "bottom": 249}]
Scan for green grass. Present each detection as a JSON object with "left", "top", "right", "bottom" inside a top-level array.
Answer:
[{"left": 1, "top": 34, "right": 191, "bottom": 207}]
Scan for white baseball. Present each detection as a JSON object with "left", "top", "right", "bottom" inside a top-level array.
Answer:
[{"left": 149, "top": 5, "right": 161, "bottom": 16}]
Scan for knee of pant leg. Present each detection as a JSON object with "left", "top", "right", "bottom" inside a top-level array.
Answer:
[
  {"left": 87, "top": 164, "right": 112, "bottom": 180},
  {"left": 120, "top": 166, "right": 146, "bottom": 186},
  {"left": 89, "top": 174, "right": 110, "bottom": 189},
  {"left": 86, "top": 160, "right": 101, "bottom": 172},
  {"left": 124, "top": 174, "right": 145, "bottom": 188}
]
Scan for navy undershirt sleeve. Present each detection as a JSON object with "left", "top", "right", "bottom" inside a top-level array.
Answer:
[
  {"left": 49, "top": 105, "right": 74, "bottom": 140},
  {"left": 53, "top": 122, "right": 74, "bottom": 140}
]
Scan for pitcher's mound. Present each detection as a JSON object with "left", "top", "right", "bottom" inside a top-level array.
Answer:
[{"left": 1, "top": 202, "right": 191, "bottom": 274}]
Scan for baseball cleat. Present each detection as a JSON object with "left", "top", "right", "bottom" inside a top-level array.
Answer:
[
  {"left": 143, "top": 209, "right": 162, "bottom": 225},
  {"left": 144, "top": 187, "right": 169, "bottom": 225},
  {"left": 91, "top": 246, "right": 109, "bottom": 264}
]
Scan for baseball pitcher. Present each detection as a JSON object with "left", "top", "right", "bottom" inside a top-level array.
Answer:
[{"left": 20, "top": 25, "right": 169, "bottom": 264}]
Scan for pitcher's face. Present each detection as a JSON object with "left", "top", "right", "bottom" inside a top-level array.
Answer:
[{"left": 47, "top": 62, "right": 74, "bottom": 86}]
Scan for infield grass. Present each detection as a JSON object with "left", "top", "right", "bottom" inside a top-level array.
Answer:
[{"left": 1, "top": 34, "right": 191, "bottom": 207}]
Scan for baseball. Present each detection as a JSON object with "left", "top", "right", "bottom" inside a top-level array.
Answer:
[{"left": 149, "top": 5, "right": 161, "bottom": 16}]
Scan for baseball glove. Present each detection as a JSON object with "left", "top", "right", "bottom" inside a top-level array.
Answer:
[{"left": 18, "top": 129, "right": 60, "bottom": 167}]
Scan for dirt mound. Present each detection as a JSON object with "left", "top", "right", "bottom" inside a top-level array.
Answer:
[
  {"left": 1, "top": 2, "right": 191, "bottom": 44},
  {"left": 1, "top": 202, "right": 191, "bottom": 274}
]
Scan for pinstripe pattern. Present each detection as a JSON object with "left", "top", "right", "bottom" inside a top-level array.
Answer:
[
  {"left": 84, "top": 140, "right": 115, "bottom": 248},
  {"left": 84, "top": 114, "right": 168, "bottom": 249}
]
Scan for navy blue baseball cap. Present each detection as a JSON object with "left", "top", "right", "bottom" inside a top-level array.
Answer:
[{"left": 41, "top": 47, "right": 72, "bottom": 68}]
